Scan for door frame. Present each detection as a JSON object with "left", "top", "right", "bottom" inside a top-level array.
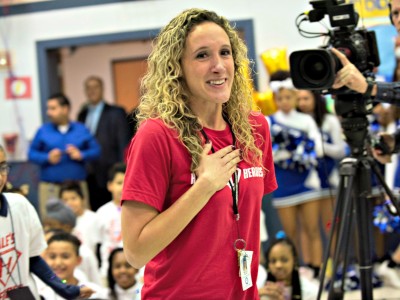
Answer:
[{"left": 36, "top": 20, "right": 258, "bottom": 122}]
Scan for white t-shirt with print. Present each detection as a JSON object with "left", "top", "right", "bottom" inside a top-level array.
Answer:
[
  {"left": 95, "top": 201, "right": 123, "bottom": 278},
  {"left": 0, "top": 193, "right": 47, "bottom": 300}
]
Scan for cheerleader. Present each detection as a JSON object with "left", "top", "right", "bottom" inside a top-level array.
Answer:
[
  {"left": 267, "top": 80, "right": 323, "bottom": 278},
  {"left": 297, "top": 90, "right": 347, "bottom": 274}
]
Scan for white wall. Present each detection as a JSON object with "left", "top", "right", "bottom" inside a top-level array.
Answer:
[{"left": 0, "top": 0, "right": 321, "bottom": 160}]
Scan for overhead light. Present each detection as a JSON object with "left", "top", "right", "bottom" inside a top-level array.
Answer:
[{"left": 0, "top": 51, "right": 11, "bottom": 69}]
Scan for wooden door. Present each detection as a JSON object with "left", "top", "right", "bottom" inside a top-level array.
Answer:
[{"left": 112, "top": 58, "right": 148, "bottom": 113}]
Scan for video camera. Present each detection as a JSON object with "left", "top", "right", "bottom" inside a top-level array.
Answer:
[
  {"left": 289, "top": 0, "right": 380, "bottom": 94},
  {"left": 289, "top": 0, "right": 383, "bottom": 155}
]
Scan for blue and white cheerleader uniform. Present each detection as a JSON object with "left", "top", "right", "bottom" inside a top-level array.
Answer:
[
  {"left": 267, "top": 110, "right": 323, "bottom": 208},
  {"left": 316, "top": 114, "right": 347, "bottom": 197}
]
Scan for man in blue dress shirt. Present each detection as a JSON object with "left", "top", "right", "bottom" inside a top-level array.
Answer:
[{"left": 28, "top": 93, "right": 100, "bottom": 218}]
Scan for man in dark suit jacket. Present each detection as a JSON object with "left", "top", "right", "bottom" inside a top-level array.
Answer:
[{"left": 78, "top": 76, "right": 131, "bottom": 211}]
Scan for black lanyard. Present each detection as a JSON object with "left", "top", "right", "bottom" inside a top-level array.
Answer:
[{"left": 199, "top": 123, "right": 240, "bottom": 220}]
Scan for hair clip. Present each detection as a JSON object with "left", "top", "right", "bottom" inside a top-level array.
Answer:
[{"left": 275, "top": 230, "right": 287, "bottom": 239}]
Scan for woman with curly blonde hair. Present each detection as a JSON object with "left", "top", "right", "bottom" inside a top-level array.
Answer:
[{"left": 121, "top": 8, "right": 277, "bottom": 299}]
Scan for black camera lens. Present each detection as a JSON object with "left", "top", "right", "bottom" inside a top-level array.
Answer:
[
  {"left": 290, "top": 49, "right": 339, "bottom": 90},
  {"left": 300, "top": 52, "right": 331, "bottom": 85}
]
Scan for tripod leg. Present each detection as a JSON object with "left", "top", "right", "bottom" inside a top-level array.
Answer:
[
  {"left": 338, "top": 211, "right": 354, "bottom": 296},
  {"left": 327, "top": 158, "right": 357, "bottom": 300},
  {"left": 353, "top": 159, "right": 374, "bottom": 300},
  {"left": 317, "top": 172, "right": 346, "bottom": 299},
  {"left": 370, "top": 158, "right": 400, "bottom": 216}
]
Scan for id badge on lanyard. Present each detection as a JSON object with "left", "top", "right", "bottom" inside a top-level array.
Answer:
[{"left": 200, "top": 124, "right": 253, "bottom": 291}]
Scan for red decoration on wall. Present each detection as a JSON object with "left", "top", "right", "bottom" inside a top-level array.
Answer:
[
  {"left": 5, "top": 77, "right": 32, "bottom": 99},
  {"left": 2, "top": 133, "right": 18, "bottom": 154}
]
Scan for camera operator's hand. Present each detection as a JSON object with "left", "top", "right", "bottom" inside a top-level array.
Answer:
[
  {"left": 331, "top": 48, "right": 370, "bottom": 94},
  {"left": 372, "top": 133, "right": 395, "bottom": 164}
]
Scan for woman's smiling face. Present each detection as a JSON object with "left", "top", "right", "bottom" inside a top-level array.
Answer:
[{"left": 181, "top": 21, "right": 235, "bottom": 108}]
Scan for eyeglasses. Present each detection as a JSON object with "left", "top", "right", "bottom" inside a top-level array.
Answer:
[{"left": 0, "top": 164, "right": 10, "bottom": 175}]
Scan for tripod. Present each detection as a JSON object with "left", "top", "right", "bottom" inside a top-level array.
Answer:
[{"left": 316, "top": 101, "right": 400, "bottom": 300}]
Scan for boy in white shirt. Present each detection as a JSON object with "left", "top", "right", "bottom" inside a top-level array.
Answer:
[
  {"left": 37, "top": 232, "right": 107, "bottom": 299},
  {"left": 43, "top": 199, "right": 102, "bottom": 286},
  {"left": 95, "top": 162, "right": 126, "bottom": 279},
  {"left": 59, "top": 181, "right": 99, "bottom": 255}
]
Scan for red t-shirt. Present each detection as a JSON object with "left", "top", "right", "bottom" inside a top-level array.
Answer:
[{"left": 122, "top": 113, "right": 277, "bottom": 300}]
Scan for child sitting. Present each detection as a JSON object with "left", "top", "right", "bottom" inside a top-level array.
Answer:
[
  {"left": 37, "top": 231, "right": 108, "bottom": 299},
  {"left": 107, "top": 247, "right": 142, "bottom": 300},
  {"left": 259, "top": 235, "right": 318, "bottom": 300}
]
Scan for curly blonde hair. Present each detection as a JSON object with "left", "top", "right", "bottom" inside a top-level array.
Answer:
[{"left": 137, "top": 8, "right": 263, "bottom": 171}]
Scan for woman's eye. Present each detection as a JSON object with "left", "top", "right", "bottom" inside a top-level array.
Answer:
[
  {"left": 196, "top": 52, "right": 208, "bottom": 59},
  {"left": 221, "top": 49, "right": 231, "bottom": 56}
]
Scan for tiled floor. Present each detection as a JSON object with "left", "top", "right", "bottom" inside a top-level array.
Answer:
[{"left": 321, "top": 287, "right": 400, "bottom": 299}]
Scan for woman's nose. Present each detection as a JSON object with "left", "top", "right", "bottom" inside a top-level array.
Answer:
[{"left": 211, "top": 56, "right": 224, "bottom": 72}]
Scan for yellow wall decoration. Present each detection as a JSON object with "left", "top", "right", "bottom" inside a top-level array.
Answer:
[
  {"left": 253, "top": 47, "right": 290, "bottom": 115},
  {"left": 260, "top": 47, "right": 289, "bottom": 76}
]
